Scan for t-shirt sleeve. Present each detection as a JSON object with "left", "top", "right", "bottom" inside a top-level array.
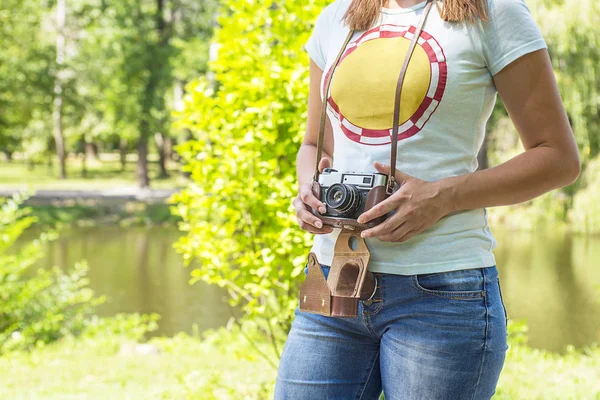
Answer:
[
  {"left": 303, "top": 5, "right": 332, "bottom": 70},
  {"left": 479, "top": 0, "right": 548, "bottom": 76}
]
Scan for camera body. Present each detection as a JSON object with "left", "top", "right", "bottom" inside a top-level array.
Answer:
[{"left": 311, "top": 168, "right": 390, "bottom": 230}]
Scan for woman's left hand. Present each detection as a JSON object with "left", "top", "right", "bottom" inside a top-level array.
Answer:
[{"left": 356, "top": 161, "right": 453, "bottom": 242}]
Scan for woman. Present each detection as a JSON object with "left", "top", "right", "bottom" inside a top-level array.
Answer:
[{"left": 275, "top": 0, "right": 580, "bottom": 398}]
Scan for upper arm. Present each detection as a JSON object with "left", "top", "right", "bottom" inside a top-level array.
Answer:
[
  {"left": 492, "top": 49, "right": 577, "bottom": 162},
  {"left": 479, "top": 0, "right": 580, "bottom": 171},
  {"left": 302, "top": 3, "right": 336, "bottom": 158},
  {"left": 305, "top": 58, "right": 334, "bottom": 158}
]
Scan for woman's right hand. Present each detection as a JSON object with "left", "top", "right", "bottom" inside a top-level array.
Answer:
[{"left": 293, "top": 158, "right": 334, "bottom": 234}]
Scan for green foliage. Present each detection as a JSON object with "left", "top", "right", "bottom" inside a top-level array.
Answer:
[
  {"left": 0, "top": 0, "right": 218, "bottom": 185},
  {"left": 0, "top": 318, "right": 599, "bottom": 399},
  {"left": 80, "top": 313, "right": 160, "bottom": 343},
  {"left": 0, "top": 323, "right": 274, "bottom": 400},
  {"left": 29, "top": 201, "right": 181, "bottom": 229},
  {"left": 0, "top": 0, "right": 54, "bottom": 161},
  {"left": 568, "top": 155, "right": 600, "bottom": 232},
  {"left": 172, "top": 0, "right": 327, "bottom": 337},
  {"left": 530, "top": 0, "right": 600, "bottom": 160},
  {"left": 0, "top": 193, "right": 103, "bottom": 353}
]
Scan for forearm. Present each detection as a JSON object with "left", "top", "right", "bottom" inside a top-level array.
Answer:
[
  {"left": 439, "top": 145, "right": 580, "bottom": 214},
  {"left": 296, "top": 143, "right": 333, "bottom": 187}
]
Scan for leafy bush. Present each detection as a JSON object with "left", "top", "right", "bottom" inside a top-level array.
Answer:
[
  {"left": 171, "top": 0, "right": 327, "bottom": 346},
  {"left": 0, "top": 193, "right": 103, "bottom": 353},
  {"left": 568, "top": 155, "right": 600, "bottom": 232}
]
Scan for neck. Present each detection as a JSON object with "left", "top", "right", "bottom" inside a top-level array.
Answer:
[{"left": 386, "top": 0, "right": 427, "bottom": 9}]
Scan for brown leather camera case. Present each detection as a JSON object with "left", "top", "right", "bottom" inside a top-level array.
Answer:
[{"left": 299, "top": 232, "right": 376, "bottom": 318}]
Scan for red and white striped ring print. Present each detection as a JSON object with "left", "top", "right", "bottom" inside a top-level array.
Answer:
[{"left": 322, "top": 24, "right": 447, "bottom": 146}]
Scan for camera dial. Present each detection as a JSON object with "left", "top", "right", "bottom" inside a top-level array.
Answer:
[{"left": 326, "top": 183, "right": 361, "bottom": 216}]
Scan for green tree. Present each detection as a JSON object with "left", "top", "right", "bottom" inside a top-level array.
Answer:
[
  {"left": 0, "top": 193, "right": 103, "bottom": 352},
  {"left": 1, "top": 0, "right": 217, "bottom": 184},
  {"left": 0, "top": 0, "right": 55, "bottom": 164},
  {"left": 71, "top": 0, "right": 218, "bottom": 187},
  {"left": 172, "top": 0, "right": 328, "bottom": 354}
]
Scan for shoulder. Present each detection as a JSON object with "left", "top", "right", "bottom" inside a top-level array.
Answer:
[
  {"left": 476, "top": 0, "right": 540, "bottom": 34},
  {"left": 315, "top": 0, "right": 351, "bottom": 26},
  {"left": 484, "top": 0, "right": 534, "bottom": 20},
  {"left": 476, "top": 0, "right": 546, "bottom": 75}
]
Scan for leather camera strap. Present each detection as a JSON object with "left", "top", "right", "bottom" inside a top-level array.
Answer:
[{"left": 312, "top": 0, "right": 434, "bottom": 194}]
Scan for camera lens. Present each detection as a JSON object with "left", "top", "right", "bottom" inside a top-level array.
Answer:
[{"left": 326, "top": 183, "right": 361, "bottom": 216}]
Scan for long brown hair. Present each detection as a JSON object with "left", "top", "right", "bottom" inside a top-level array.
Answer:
[{"left": 343, "top": 0, "right": 489, "bottom": 31}]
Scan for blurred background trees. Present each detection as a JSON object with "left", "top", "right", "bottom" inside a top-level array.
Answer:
[
  {"left": 2, "top": 0, "right": 600, "bottom": 340},
  {"left": 1, "top": 0, "right": 218, "bottom": 187},
  {"left": 1, "top": 0, "right": 600, "bottom": 398}
]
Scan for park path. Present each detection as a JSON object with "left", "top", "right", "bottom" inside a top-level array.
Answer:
[{"left": 0, "top": 187, "right": 180, "bottom": 203}]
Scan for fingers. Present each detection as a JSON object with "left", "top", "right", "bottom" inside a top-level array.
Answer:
[
  {"left": 296, "top": 206, "right": 325, "bottom": 229},
  {"left": 299, "top": 183, "right": 326, "bottom": 214},
  {"left": 318, "top": 157, "right": 332, "bottom": 173},
  {"left": 297, "top": 217, "right": 334, "bottom": 234},
  {"left": 293, "top": 196, "right": 333, "bottom": 234},
  {"left": 361, "top": 212, "right": 405, "bottom": 239},
  {"left": 373, "top": 161, "right": 411, "bottom": 186},
  {"left": 377, "top": 223, "right": 414, "bottom": 242},
  {"left": 356, "top": 163, "right": 414, "bottom": 225},
  {"left": 356, "top": 194, "right": 403, "bottom": 225}
]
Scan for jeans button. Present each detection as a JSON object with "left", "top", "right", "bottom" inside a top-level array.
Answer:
[{"left": 363, "top": 299, "right": 373, "bottom": 306}]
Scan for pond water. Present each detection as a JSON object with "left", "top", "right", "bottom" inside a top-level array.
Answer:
[{"left": 20, "top": 225, "right": 600, "bottom": 354}]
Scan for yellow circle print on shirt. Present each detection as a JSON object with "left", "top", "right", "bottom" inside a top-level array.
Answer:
[{"left": 323, "top": 24, "right": 447, "bottom": 146}]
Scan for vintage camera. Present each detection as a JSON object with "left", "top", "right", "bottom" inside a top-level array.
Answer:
[{"left": 312, "top": 168, "right": 390, "bottom": 230}]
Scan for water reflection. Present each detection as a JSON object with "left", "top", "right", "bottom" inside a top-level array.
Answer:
[
  {"left": 493, "top": 226, "right": 600, "bottom": 353},
  {"left": 17, "top": 224, "right": 600, "bottom": 353},
  {"left": 32, "top": 226, "right": 235, "bottom": 336}
]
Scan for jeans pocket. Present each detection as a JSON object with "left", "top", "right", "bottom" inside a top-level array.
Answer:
[
  {"left": 411, "top": 267, "right": 486, "bottom": 301},
  {"left": 497, "top": 277, "right": 508, "bottom": 328}
]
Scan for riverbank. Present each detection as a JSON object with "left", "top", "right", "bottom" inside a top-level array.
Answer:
[
  {"left": 0, "top": 320, "right": 598, "bottom": 400},
  {"left": 0, "top": 187, "right": 179, "bottom": 204},
  {"left": 0, "top": 159, "right": 186, "bottom": 227},
  {"left": 0, "top": 188, "right": 183, "bottom": 228}
]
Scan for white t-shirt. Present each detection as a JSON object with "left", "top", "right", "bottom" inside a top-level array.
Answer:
[{"left": 303, "top": 0, "right": 547, "bottom": 275}]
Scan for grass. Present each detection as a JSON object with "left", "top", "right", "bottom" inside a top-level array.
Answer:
[
  {"left": 0, "top": 319, "right": 598, "bottom": 400},
  {"left": 0, "top": 330, "right": 274, "bottom": 400},
  {"left": 0, "top": 156, "right": 189, "bottom": 190},
  {"left": 29, "top": 202, "right": 182, "bottom": 228}
]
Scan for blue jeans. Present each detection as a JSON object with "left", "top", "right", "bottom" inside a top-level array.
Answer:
[{"left": 274, "top": 264, "right": 508, "bottom": 399}]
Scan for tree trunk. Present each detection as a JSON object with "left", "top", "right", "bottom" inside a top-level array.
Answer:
[
  {"left": 165, "top": 136, "right": 172, "bottom": 161},
  {"left": 81, "top": 150, "right": 87, "bottom": 178},
  {"left": 81, "top": 136, "right": 88, "bottom": 178},
  {"left": 179, "top": 131, "right": 193, "bottom": 178},
  {"left": 154, "top": 132, "right": 169, "bottom": 179},
  {"left": 137, "top": 120, "right": 150, "bottom": 188},
  {"left": 53, "top": 0, "right": 67, "bottom": 179},
  {"left": 86, "top": 141, "right": 98, "bottom": 160},
  {"left": 135, "top": 0, "right": 167, "bottom": 189},
  {"left": 120, "top": 138, "right": 128, "bottom": 171}
]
